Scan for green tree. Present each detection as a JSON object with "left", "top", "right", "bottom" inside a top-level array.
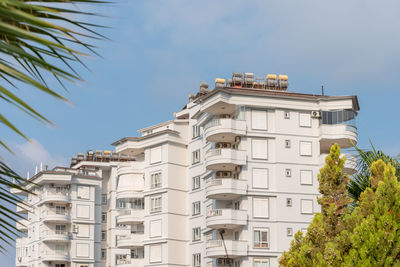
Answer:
[
  {"left": 0, "top": 0, "right": 107, "bottom": 251},
  {"left": 347, "top": 144, "right": 400, "bottom": 204},
  {"left": 279, "top": 144, "right": 352, "bottom": 266}
]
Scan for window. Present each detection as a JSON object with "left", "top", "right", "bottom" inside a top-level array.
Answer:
[
  {"left": 284, "top": 111, "right": 290, "bottom": 119},
  {"left": 151, "top": 172, "right": 162, "bottom": 189},
  {"left": 192, "top": 201, "right": 200, "bottom": 215},
  {"left": 192, "top": 150, "right": 200, "bottom": 164},
  {"left": 285, "top": 140, "right": 291, "bottom": 148},
  {"left": 253, "top": 259, "right": 269, "bottom": 267},
  {"left": 101, "top": 249, "right": 106, "bottom": 260},
  {"left": 101, "top": 194, "right": 107, "bottom": 205},
  {"left": 299, "top": 113, "right": 311, "bottom": 127},
  {"left": 300, "top": 170, "right": 313, "bottom": 185},
  {"left": 56, "top": 206, "right": 66, "bottom": 215},
  {"left": 192, "top": 176, "right": 200, "bottom": 190},
  {"left": 193, "top": 253, "right": 201, "bottom": 267},
  {"left": 286, "top": 198, "right": 292, "bottom": 207},
  {"left": 150, "top": 146, "right": 162, "bottom": 164},
  {"left": 150, "top": 244, "right": 162, "bottom": 263},
  {"left": 234, "top": 201, "right": 240, "bottom": 210},
  {"left": 253, "top": 198, "right": 269, "bottom": 218},
  {"left": 101, "top": 230, "right": 106, "bottom": 241},
  {"left": 234, "top": 231, "right": 239, "bottom": 240},
  {"left": 254, "top": 229, "right": 269, "bottom": 248},
  {"left": 192, "top": 125, "right": 200, "bottom": 139},
  {"left": 117, "top": 200, "right": 126, "bottom": 209},
  {"left": 102, "top": 212, "right": 107, "bottom": 223},
  {"left": 251, "top": 109, "right": 268, "bottom": 130},
  {"left": 150, "top": 195, "right": 162, "bottom": 213},
  {"left": 285, "top": 169, "right": 292, "bottom": 177},
  {"left": 252, "top": 168, "right": 268, "bottom": 189},
  {"left": 56, "top": 225, "right": 66, "bottom": 234},
  {"left": 287, "top": 228, "right": 293, "bottom": 236},
  {"left": 300, "top": 141, "right": 312, "bottom": 156},
  {"left": 192, "top": 227, "right": 201, "bottom": 241},
  {"left": 301, "top": 199, "right": 313, "bottom": 214},
  {"left": 252, "top": 139, "right": 268, "bottom": 159}
]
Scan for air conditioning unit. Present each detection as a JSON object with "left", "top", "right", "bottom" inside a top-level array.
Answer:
[
  {"left": 49, "top": 203, "right": 54, "bottom": 207},
  {"left": 235, "top": 136, "right": 241, "bottom": 143},
  {"left": 216, "top": 143, "right": 223, "bottom": 149},
  {"left": 311, "top": 110, "right": 321, "bottom": 118}
]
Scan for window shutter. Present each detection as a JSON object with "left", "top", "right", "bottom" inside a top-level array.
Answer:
[
  {"left": 252, "top": 139, "right": 268, "bottom": 159},
  {"left": 253, "top": 198, "right": 269, "bottom": 218},
  {"left": 251, "top": 110, "right": 268, "bottom": 130},
  {"left": 252, "top": 168, "right": 269, "bottom": 189}
]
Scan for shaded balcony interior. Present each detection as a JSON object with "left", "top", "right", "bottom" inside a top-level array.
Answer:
[
  {"left": 117, "top": 198, "right": 145, "bottom": 225},
  {"left": 116, "top": 248, "right": 145, "bottom": 265}
]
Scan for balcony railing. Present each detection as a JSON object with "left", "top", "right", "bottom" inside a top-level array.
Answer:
[{"left": 204, "top": 118, "right": 221, "bottom": 130}]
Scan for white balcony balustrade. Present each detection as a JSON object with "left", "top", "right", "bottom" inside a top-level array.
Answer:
[
  {"left": 204, "top": 118, "right": 246, "bottom": 142},
  {"left": 205, "top": 178, "right": 247, "bottom": 200},
  {"left": 205, "top": 148, "right": 246, "bottom": 171},
  {"left": 206, "top": 240, "right": 247, "bottom": 258},
  {"left": 206, "top": 209, "right": 247, "bottom": 229}
]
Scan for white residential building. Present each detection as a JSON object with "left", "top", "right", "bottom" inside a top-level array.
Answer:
[{"left": 14, "top": 73, "right": 359, "bottom": 267}]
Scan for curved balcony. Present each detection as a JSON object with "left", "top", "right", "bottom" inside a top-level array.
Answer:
[
  {"left": 320, "top": 124, "right": 357, "bottom": 152},
  {"left": 205, "top": 149, "right": 246, "bottom": 171},
  {"left": 116, "top": 233, "right": 144, "bottom": 249},
  {"left": 16, "top": 201, "right": 30, "bottom": 214},
  {"left": 116, "top": 189, "right": 143, "bottom": 200},
  {"left": 206, "top": 240, "right": 247, "bottom": 258},
  {"left": 40, "top": 190, "right": 70, "bottom": 205},
  {"left": 206, "top": 209, "right": 247, "bottom": 229},
  {"left": 205, "top": 179, "right": 247, "bottom": 200},
  {"left": 320, "top": 153, "right": 357, "bottom": 175},
  {"left": 117, "top": 209, "right": 144, "bottom": 225},
  {"left": 41, "top": 230, "right": 71, "bottom": 243},
  {"left": 41, "top": 209, "right": 71, "bottom": 223},
  {"left": 204, "top": 118, "right": 246, "bottom": 142},
  {"left": 16, "top": 219, "right": 28, "bottom": 231},
  {"left": 16, "top": 256, "right": 27, "bottom": 267},
  {"left": 41, "top": 251, "right": 70, "bottom": 262}
]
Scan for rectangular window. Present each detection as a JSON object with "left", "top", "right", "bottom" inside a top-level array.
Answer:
[
  {"left": 192, "top": 227, "right": 201, "bottom": 241},
  {"left": 55, "top": 225, "right": 66, "bottom": 234},
  {"left": 286, "top": 198, "right": 292, "bottom": 207},
  {"left": 151, "top": 172, "right": 162, "bottom": 189},
  {"left": 150, "top": 195, "right": 162, "bottom": 213},
  {"left": 101, "top": 230, "right": 106, "bottom": 241},
  {"left": 101, "top": 194, "right": 107, "bottom": 205},
  {"left": 285, "top": 140, "right": 291, "bottom": 148},
  {"left": 193, "top": 253, "right": 201, "bottom": 267},
  {"left": 150, "top": 244, "right": 162, "bottom": 263},
  {"left": 300, "top": 141, "right": 312, "bottom": 156},
  {"left": 192, "top": 201, "right": 200, "bottom": 215},
  {"left": 287, "top": 228, "right": 293, "bottom": 236},
  {"left": 253, "top": 258, "right": 269, "bottom": 267},
  {"left": 101, "top": 249, "right": 106, "bottom": 260},
  {"left": 56, "top": 206, "right": 66, "bottom": 215},
  {"left": 251, "top": 109, "right": 268, "bottom": 130},
  {"left": 192, "top": 125, "right": 200, "bottom": 139},
  {"left": 253, "top": 198, "right": 269, "bottom": 218},
  {"left": 192, "top": 150, "right": 200, "bottom": 164},
  {"left": 301, "top": 199, "right": 313, "bottom": 214},
  {"left": 252, "top": 139, "right": 268, "bottom": 159},
  {"left": 300, "top": 170, "right": 313, "bottom": 185},
  {"left": 192, "top": 176, "right": 200, "bottom": 190},
  {"left": 254, "top": 229, "right": 269, "bottom": 248},
  {"left": 102, "top": 212, "right": 107, "bottom": 223},
  {"left": 252, "top": 168, "right": 269, "bottom": 189},
  {"left": 299, "top": 113, "right": 311, "bottom": 127},
  {"left": 234, "top": 231, "right": 239, "bottom": 240},
  {"left": 117, "top": 200, "right": 126, "bottom": 209}
]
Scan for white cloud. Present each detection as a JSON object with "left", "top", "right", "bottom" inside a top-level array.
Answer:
[{"left": 1, "top": 139, "right": 68, "bottom": 177}]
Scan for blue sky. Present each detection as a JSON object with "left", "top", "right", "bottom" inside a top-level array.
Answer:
[{"left": 1, "top": 0, "right": 400, "bottom": 265}]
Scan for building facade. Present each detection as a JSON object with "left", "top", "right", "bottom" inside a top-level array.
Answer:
[{"left": 14, "top": 73, "right": 359, "bottom": 267}]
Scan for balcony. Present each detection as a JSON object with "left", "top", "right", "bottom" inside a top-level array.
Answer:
[
  {"left": 41, "top": 250, "right": 70, "bottom": 262},
  {"left": 41, "top": 209, "right": 71, "bottom": 223},
  {"left": 205, "top": 149, "right": 246, "bottom": 171},
  {"left": 320, "top": 153, "right": 357, "bottom": 175},
  {"left": 40, "top": 189, "right": 70, "bottom": 205},
  {"left": 116, "top": 233, "right": 144, "bottom": 249},
  {"left": 205, "top": 178, "right": 247, "bottom": 200},
  {"left": 15, "top": 256, "right": 27, "bottom": 267},
  {"left": 16, "top": 201, "right": 30, "bottom": 214},
  {"left": 206, "top": 240, "right": 247, "bottom": 258},
  {"left": 204, "top": 118, "right": 246, "bottom": 142},
  {"left": 16, "top": 219, "right": 28, "bottom": 231},
  {"left": 117, "top": 209, "right": 145, "bottom": 225},
  {"left": 41, "top": 230, "right": 71, "bottom": 243},
  {"left": 320, "top": 124, "right": 357, "bottom": 152},
  {"left": 206, "top": 209, "right": 247, "bottom": 229}
]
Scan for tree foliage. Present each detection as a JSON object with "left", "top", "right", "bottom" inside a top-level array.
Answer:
[
  {"left": 0, "top": 0, "right": 107, "bottom": 251},
  {"left": 280, "top": 144, "right": 400, "bottom": 266}
]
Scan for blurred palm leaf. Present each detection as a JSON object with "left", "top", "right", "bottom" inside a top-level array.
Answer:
[
  {"left": 347, "top": 142, "right": 400, "bottom": 203},
  {"left": 0, "top": 0, "right": 108, "bottom": 251}
]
